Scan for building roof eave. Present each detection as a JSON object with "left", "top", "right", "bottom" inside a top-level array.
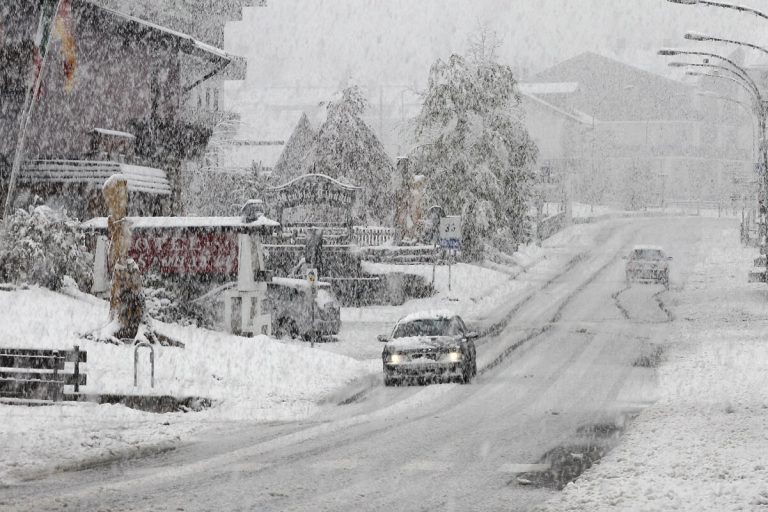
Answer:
[
  {"left": 521, "top": 91, "right": 594, "bottom": 125},
  {"left": 82, "top": 0, "right": 244, "bottom": 66}
]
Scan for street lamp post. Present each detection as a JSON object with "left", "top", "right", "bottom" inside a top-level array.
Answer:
[
  {"left": 698, "top": 90, "right": 759, "bottom": 225},
  {"left": 667, "top": 0, "right": 768, "bottom": 21},
  {"left": 661, "top": 48, "right": 768, "bottom": 260},
  {"left": 666, "top": 0, "right": 768, "bottom": 274},
  {"left": 669, "top": 62, "right": 761, "bottom": 97},
  {"left": 659, "top": 48, "right": 758, "bottom": 90},
  {"left": 684, "top": 31, "right": 768, "bottom": 58},
  {"left": 698, "top": 90, "right": 758, "bottom": 164}
]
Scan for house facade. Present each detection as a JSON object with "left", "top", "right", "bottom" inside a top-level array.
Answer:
[{"left": 0, "top": 0, "right": 245, "bottom": 219}]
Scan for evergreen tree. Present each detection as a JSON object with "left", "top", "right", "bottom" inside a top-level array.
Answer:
[
  {"left": 304, "top": 86, "right": 394, "bottom": 225},
  {"left": 412, "top": 42, "right": 538, "bottom": 254},
  {"left": 273, "top": 113, "right": 317, "bottom": 184}
]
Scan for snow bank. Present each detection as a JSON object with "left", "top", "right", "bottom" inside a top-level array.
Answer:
[
  {"left": 0, "top": 287, "right": 368, "bottom": 409},
  {"left": 0, "top": 287, "right": 371, "bottom": 483}
]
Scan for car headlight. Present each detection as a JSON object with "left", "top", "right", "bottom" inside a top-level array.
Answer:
[
  {"left": 387, "top": 353, "right": 404, "bottom": 364},
  {"left": 445, "top": 351, "right": 463, "bottom": 363}
]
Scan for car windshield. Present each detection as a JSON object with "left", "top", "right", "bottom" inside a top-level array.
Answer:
[
  {"left": 392, "top": 318, "right": 461, "bottom": 338},
  {"left": 630, "top": 249, "right": 664, "bottom": 260}
]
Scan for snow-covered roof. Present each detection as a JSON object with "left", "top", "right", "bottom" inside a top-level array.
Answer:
[
  {"left": 81, "top": 215, "right": 280, "bottom": 230},
  {"left": 268, "top": 173, "right": 362, "bottom": 191},
  {"left": 21, "top": 160, "right": 171, "bottom": 195},
  {"left": 519, "top": 82, "right": 579, "bottom": 95},
  {"left": 397, "top": 309, "right": 456, "bottom": 324},
  {"left": 532, "top": 52, "right": 697, "bottom": 122}
]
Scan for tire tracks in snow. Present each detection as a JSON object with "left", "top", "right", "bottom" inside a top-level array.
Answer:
[
  {"left": 479, "top": 247, "right": 625, "bottom": 376},
  {"left": 612, "top": 286, "right": 675, "bottom": 324},
  {"left": 333, "top": 222, "right": 633, "bottom": 406},
  {"left": 652, "top": 289, "right": 675, "bottom": 323},
  {"left": 611, "top": 286, "right": 632, "bottom": 320}
]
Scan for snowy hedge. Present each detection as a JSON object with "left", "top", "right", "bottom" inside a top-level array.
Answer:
[{"left": 0, "top": 206, "right": 93, "bottom": 291}]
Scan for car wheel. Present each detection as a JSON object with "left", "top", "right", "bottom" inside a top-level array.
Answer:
[{"left": 384, "top": 375, "right": 396, "bottom": 387}]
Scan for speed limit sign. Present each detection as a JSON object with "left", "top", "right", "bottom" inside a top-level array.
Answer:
[{"left": 439, "top": 216, "right": 462, "bottom": 250}]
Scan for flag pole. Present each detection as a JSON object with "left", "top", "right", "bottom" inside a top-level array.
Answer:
[{"left": 2, "top": 0, "right": 64, "bottom": 220}]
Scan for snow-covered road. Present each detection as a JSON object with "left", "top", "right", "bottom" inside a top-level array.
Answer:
[{"left": 0, "top": 217, "right": 734, "bottom": 511}]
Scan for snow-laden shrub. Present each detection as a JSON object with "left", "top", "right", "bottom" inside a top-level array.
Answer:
[
  {"left": 0, "top": 206, "right": 92, "bottom": 291},
  {"left": 412, "top": 42, "right": 538, "bottom": 257}
]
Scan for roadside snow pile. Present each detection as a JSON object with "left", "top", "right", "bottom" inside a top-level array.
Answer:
[
  {"left": 0, "top": 402, "right": 195, "bottom": 485},
  {"left": 0, "top": 287, "right": 368, "bottom": 409},
  {"left": 360, "top": 261, "right": 511, "bottom": 321},
  {"left": 0, "top": 286, "right": 371, "bottom": 483},
  {"left": 535, "top": 222, "right": 768, "bottom": 512}
]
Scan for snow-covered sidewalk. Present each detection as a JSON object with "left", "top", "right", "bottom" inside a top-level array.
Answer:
[{"left": 535, "top": 221, "right": 768, "bottom": 512}]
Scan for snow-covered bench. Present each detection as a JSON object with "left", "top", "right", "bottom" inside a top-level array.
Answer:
[{"left": 0, "top": 346, "right": 87, "bottom": 401}]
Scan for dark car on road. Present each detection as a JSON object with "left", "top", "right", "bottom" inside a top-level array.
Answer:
[
  {"left": 624, "top": 245, "right": 671, "bottom": 287},
  {"left": 379, "top": 311, "right": 478, "bottom": 386}
]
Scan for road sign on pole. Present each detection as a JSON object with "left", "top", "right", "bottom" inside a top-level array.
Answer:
[
  {"left": 439, "top": 216, "right": 462, "bottom": 250},
  {"left": 438, "top": 216, "right": 461, "bottom": 295},
  {"left": 307, "top": 268, "right": 317, "bottom": 347}
]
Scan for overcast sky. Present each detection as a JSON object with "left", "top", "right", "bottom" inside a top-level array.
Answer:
[
  {"left": 227, "top": 0, "right": 768, "bottom": 90},
  {"left": 223, "top": 0, "right": 768, "bottom": 143}
]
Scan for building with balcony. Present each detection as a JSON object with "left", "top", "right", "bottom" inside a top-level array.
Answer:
[{"left": 0, "top": 0, "right": 247, "bottom": 219}]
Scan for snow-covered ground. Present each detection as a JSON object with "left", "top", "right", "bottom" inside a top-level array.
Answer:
[
  {"left": 0, "top": 287, "right": 372, "bottom": 484},
  {"left": 0, "top": 219, "right": 612, "bottom": 485},
  {"left": 535, "top": 221, "right": 768, "bottom": 512}
]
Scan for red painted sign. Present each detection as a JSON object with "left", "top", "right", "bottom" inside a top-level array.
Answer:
[{"left": 128, "top": 231, "right": 239, "bottom": 275}]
